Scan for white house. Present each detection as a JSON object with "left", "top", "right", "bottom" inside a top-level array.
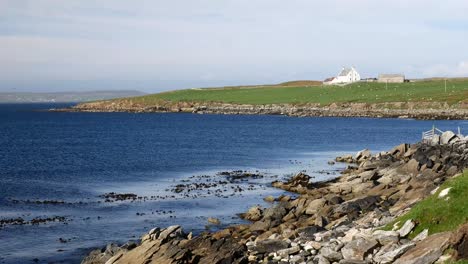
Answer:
[{"left": 324, "top": 67, "right": 361, "bottom": 85}]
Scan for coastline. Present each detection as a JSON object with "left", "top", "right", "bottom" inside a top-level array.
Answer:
[
  {"left": 58, "top": 100, "right": 468, "bottom": 120},
  {"left": 82, "top": 133, "right": 468, "bottom": 264}
]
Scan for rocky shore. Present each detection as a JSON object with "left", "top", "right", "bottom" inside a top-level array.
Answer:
[
  {"left": 82, "top": 131, "right": 468, "bottom": 264},
  {"left": 60, "top": 100, "right": 468, "bottom": 120}
]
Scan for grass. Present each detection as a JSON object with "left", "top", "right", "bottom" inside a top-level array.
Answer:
[
  {"left": 127, "top": 79, "right": 468, "bottom": 106},
  {"left": 384, "top": 170, "right": 468, "bottom": 239}
]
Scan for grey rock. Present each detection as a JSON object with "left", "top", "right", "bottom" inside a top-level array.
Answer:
[
  {"left": 254, "top": 239, "right": 290, "bottom": 254},
  {"left": 373, "top": 243, "right": 415, "bottom": 263},
  {"left": 397, "top": 220, "right": 415, "bottom": 237},
  {"left": 372, "top": 230, "right": 399, "bottom": 245},
  {"left": 320, "top": 246, "right": 343, "bottom": 262},
  {"left": 412, "top": 229, "right": 428, "bottom": 242},
  {"left": 341, "top": 238, "right": 378, "bottom": 261}
]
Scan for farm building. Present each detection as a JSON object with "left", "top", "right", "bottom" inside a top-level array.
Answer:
[
  {"left": 378, "top": 74, "right": 405, "bottom": 83},
  {"left": 324, "top": 67, "right": 361, "bottom": 85}
]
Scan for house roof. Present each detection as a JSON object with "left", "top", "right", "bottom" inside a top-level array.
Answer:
[
  {"left": 324, "top": 77, "right": 336, "bottom": 82},
  {"left": 338, "top": 68, "right": 352, "bottom": 77}
]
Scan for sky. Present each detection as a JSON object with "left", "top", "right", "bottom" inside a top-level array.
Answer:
[{"left": 1, "top": 0, "right": 468, "bottom": 93}]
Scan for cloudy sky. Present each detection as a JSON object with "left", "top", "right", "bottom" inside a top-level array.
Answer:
[{"left": 1, "top": 0, "right": 468, "bottom": 92}]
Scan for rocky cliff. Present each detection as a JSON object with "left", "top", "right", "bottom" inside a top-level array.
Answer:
[
  {"left": 82, "top": 133, "right": 468, "bottom": 264},
  {"left": 65, "top": 100, "right": 468, "bottom": 120}
]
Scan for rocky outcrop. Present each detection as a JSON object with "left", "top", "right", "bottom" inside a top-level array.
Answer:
[
  {"left": 60, "top": 100, "right": 468, "bottom": 120},
  {"left": 82, "top": 137, "right": 468, "bottom": 264}
]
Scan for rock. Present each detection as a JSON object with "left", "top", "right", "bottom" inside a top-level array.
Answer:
[
  {"left": 276, "top": 245, "right": 300, "bottom": 257},
  {"left": 340, "top": 237, "right": 378, "bottom": 261},
  {"left": 356, "top": 149, "right": 371, "bottom": 162},
  {"left": 328, "top": 161, "right": 336, "bottom": 165},
  {"left": 315, "top": 215, "right": 328, "bottom": 228},
  {"left": 397, "top": 220, "right": 415, "bottom": 237},
  {"left": 373, "top": 243, "right": 415, "bottom": 264},
  {"left": 394, "top": 232, "right": 451, "bottom": 264},
  {"left": 412, "top": 229, "right": 428, "bottom": 242},
  {"left": 372, "top": 230, "right": 400, "bottom": 245},
  {"left": 158, "top": 225, "right": 183, "bottom": 243},
  {"left": 244, "top": 206, "right": 263, "bottom": 221},
  {"left": 334, "top": 196, "right": 380, "bottom": 217},
  {"left": 297, "top": 225, "right": 323, "bottom": 239},
  {"left": 449, "top": 223, "right": 468, "bottom": 260},
  {"left": 264, "top": 195, "right": 275, "bottom": 203},
  {"left": 250, "top": 219, "right": 271, "bottom": 232},
  {"left": 440, "top": 131, "right": 456, "bottom": 145},
  {"left": 438, "top": 187, "right": 451, "bottom": 198},
  {"left": 207, "top": 217, "right": 221, "bottom": 225},
  {"left": 314, "top": 255, "right": 331, "bottom": 264},
  {"left": 305, "top": 198, "right": 326, "bottom": 215},
  {"left": 405, "top": 159, "right": 420, "bottom": 175},
  {"left": 254, "top": 239, "right": 290, "bottom": 254},
  {"left": 390, "top": 143, "right": 408, "bottom": 158},
  {"left": 320, "top": 246, "right": 343, "bottom": 262}
]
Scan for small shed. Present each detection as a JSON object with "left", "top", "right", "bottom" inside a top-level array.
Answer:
[{"left": 378, "top": 74, "right": 405, "bottom": 83}]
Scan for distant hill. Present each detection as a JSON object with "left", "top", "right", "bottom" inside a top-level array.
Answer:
[{"left": 0, "top": 90, "right": 146, "bottom": 103}]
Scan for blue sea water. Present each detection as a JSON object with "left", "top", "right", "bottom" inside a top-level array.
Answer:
[{"left": 0, "top": 103, "right": 466, "bottom": 263}]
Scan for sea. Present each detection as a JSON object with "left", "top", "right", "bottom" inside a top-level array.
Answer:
[{"left": 0, "top": 103, "right": 466, "bottom": 264}]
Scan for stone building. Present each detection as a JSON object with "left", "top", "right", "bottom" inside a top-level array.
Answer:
[{"left": 378, "top": 74, "right": 405, "bottom": 83}]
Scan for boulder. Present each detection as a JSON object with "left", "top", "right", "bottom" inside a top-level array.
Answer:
[
  {"left": 341, "top": 237, "right": 378, "bottom": 260},
  {"left": 320, "top": 246, "right": 343, "bottom": 262},
  {"left": 397, "top": 220, "right": 415, "bottom": 237},
  {"left": 158, "top": 225, "right": 183, "bottom": 243},
  {"left": 297, "top": 225, "right": 323, "bottom": 239},
  {"left": 254, "top": 239, "right": 289, "bottom": 254},
  {"left": 207, "top": 217, "right": 220, "bottom": 225},
  {"left": 306, "top": 198, "right": 326, "bottom": 215},
  {"left": 449, "top": 223, "right": 468, "bottom": 260},
  {"left": 355, "top": 149, "right": 371, "bottom": 162},
  {"left": 373, "top": 243, "right": 415, "bottom": 264},
  {"left": 372, "top": 230, "right": 400, "bottom": 245},
  {"left": 393, "top": 232, "right": 451, "bottom": 264},
  {"left": 263, "top": 195, "right": 275, "bottom": 203},
  {"left": 243, "top": 206, "right": 263, "bottom": 221},
  {"left": 390, "top": 144, "right": 408, "bottom": 158},
  {"left": 412, "top": 229, "right": 428, "bottom": 242}
]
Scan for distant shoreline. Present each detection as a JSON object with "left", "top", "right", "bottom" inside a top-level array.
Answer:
[{"left": 57, "top": 101, "right": 468, "bottom": 120}]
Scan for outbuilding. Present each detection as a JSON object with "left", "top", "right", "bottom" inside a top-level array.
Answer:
[{"left": 378, "top": 74, "right": 405, "bottom": 83}]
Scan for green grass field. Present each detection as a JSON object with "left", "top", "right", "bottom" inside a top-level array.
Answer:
[
  {"left": 384, "top": 170, "right": 468, "bottom": 238},
  {"left": 130, "top": 79, "right": 468, "bottom": 106}
]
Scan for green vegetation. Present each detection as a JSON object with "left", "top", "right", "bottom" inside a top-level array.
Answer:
[
  {"left": 384, "top": 170, "right": 468, "bottom": 238},
  {"left": 129, "top": 79, "right": 468, "bottom": 106}
]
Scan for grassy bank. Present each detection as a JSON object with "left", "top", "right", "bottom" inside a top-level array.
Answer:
[
  {"left": 385, "top": 170, "right": 468, "bottom": 238},
  {"left": 130, "top": 79, "right": 468, "bottom": 106}
]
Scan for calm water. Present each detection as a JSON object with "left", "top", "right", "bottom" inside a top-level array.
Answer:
[{"left": 0, "top": 103, "right": 466, "bottom": 263}]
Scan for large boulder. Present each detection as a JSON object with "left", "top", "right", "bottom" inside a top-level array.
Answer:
[
  {"left": 355, "top": 149, "right": 372, "bottom": 163},
  {"left": 341, "top": 237, "right": 379, "bottom": 260},
  {"left": 393, "top": 232, "right": 451, "bottom": 264},
  {"left": 243, "top": 206, "right": 263, "bottom": 221},
  {"left": 306, "top": 198, "right": 326, "bottom": 215},
  {"left": 253, "top": 239, "right": 289, "bottom": 254},
  {"left": 449, "top": 223, "right": 468, "bottom": 260}
]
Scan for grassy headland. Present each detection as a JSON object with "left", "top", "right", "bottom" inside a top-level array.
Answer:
[
  {"left": 385, "top": 170, "right": 468, "bottom": 238},
  {"left": 130, "top": 79, "right": 468, "bottom": 106}
]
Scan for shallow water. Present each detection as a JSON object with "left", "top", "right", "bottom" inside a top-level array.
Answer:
[{"left": 0, "top": 103, "right": 466, "bottom": 263}]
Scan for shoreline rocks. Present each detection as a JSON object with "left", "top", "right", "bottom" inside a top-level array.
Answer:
[
  {"left": 81, "top": 136, "right": 468, "bottom": 264},
  {"left": 57, "top": 100, "right": 468, "bottom": 120}
]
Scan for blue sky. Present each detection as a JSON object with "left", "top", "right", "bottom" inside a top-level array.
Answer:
[{"left": 1, "top": 0, "right": 468, "bottom": 92}]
